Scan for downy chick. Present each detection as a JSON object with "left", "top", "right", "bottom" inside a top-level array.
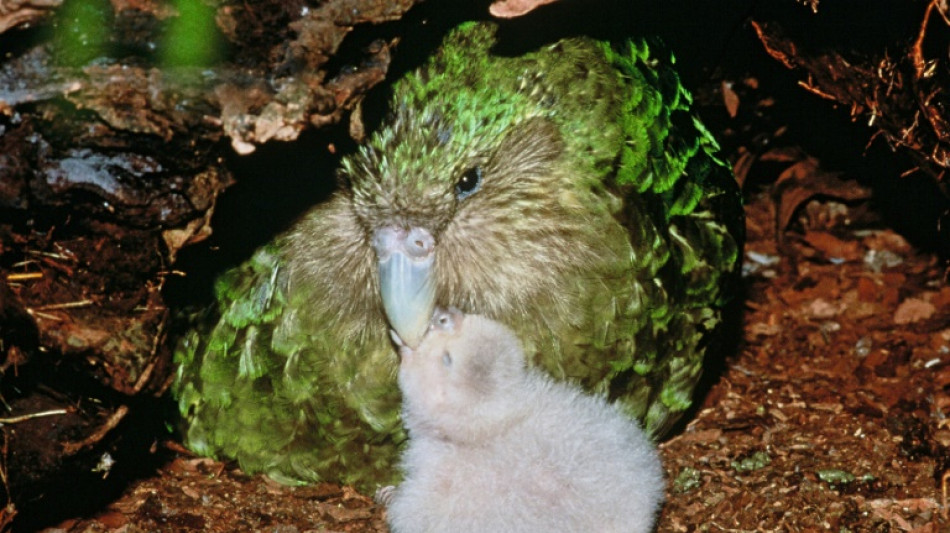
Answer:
[{"left": 387, "top": 308, "right": 665, "bottom": 533}]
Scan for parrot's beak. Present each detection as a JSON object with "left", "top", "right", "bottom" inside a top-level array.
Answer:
[{"left": 372, "top": 225, "right": 437, "bottom": 348}]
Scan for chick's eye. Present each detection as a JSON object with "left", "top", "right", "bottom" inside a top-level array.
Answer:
[{"left": 455, "top": 166, "right": 482, "bottom": 200}]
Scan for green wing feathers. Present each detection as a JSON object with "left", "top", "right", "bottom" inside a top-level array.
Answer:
[
  {"left": 599, "top": 37, "right": 742, "bottom": 435},
  {"left": 174, "top": 242, "right": 405, "bottom": 488}
]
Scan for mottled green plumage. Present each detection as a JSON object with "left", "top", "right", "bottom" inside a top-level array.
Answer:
[{"left": 173, "top": 21, "right": 743, "bottom": 490}]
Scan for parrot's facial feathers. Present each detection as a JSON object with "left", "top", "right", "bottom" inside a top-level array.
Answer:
[
  {"left": 484, "top": 117, "right": 563, "bottom": 178},
  {"left": 344, "top": 80, "right": 561, "bottom": 228},
  {"left": 338, "top": 56, "right": 611, "bottom": 325},
  {"left": 436, "top": 118, "right": 609, "bottom": 318}
]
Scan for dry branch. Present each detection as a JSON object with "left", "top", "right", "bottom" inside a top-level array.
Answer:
[
  {"left": 0, "top": 0, "right": 423, "bottom": 525},
  {"left": 751, "top": 5, "right": 950, "bottom": 183}
]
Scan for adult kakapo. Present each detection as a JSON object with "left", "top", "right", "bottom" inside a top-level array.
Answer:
[{"left": 173, "top": 21, "right": 743, "bottom": 489}]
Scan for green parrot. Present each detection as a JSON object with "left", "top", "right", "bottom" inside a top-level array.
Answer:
[{"left": 173, "top": 21, "right": 743, "bottom": 490}]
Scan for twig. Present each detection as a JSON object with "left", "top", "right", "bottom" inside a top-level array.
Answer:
[
  {"left": 0, "top": 429, "right": 13, "bottom": 533},
  {"left": 865, "top": 129, "right": 885, "bottom": 150},
  {"left": 943, "top": 469, "right": 949, "bottom": 520},
  {"left": 900, "top": 166, "right": 922, "bottom": 178},
  {"left": 911, "top": 0, "right": 938, "bottom": 79},
  {"left": 158, "top": 372, "right": 177, "bottom": 397},
  {"left": 134, "top": 311, "right": 168, "bottom": 395},
  {"left": 0, "top": 503, "right": 13, "bottom": 533},
  {"left": 797, "top": 79, "right": 836, "bottom": 101},
  {"left": 4, "top": 272, "right": 43, "bottom": 282},
  {"left": 0, "top": 430, "right": 8, "bottom": 496},
  {"left": 30, "top": 299, "right": 93, "bottom": 311},
  {"left": 62, "top": 405, "right": 129, "bottom": 455},
  {"left": 938, "top": 0, "right": 950, "bottom": 25},
  {"left": 0, "top": 409, "right": 69, "bottom": 425},
  {"left": 28, "top": 310, "right": 62, "bottom": 321},
  {"left": 0, "top": 346, "right": 26, "bottom": 378},
  {"left": 25, "top": 249, "right": 73, "bottom": 262},
  {"left": 750, "top": 20, "right": 796, "bottom": 70},
  {"left": 10, "top": 263, "right": 32, "bottom": 271}
]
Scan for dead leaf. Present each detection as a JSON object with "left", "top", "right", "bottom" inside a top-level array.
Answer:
[
  {"left": 170, "top": 456, "right": 221, "bottom": 474},
  {"left": 749, "top": 322, "right": 782, "bottom": 336},
  {"left": 722, "top": 80, "right": 740, "bottom": 118},
  {"left": 759, "top": 146, "right": 808, "bottom": 163},
  {"left": 933, "top": 328, "right": 950, "bottom": 351},
  {"left": 841, "top": 291, "right": 880, "bottom": 319},
  {"left": 162, "top": 212, "right": 214, "bottom": 263},
  {"left": 322, "top": 503, "right": 374, "bottom": 523},
  {"left": 855, "top": 277, "right": 880, "bottom": 302},
  {"left": 862, "top": 230, "right": 913, "bottom": 254},
  {"left": 893, "top": 298, "right": 936, "bottom": 324},
  {"left": 93, "top": 510, "right": 127, "bottom": 528},
  {"left": 489, "top": 0, "right": 558, "bottom": 17},
  {"left": 771, "top": 155, "right": 871, "bottom": 237},
  {"left": 671, "top": 428, "right": 724, "bottom": 444},
  {"left": 0, "top": 0, "right": 62, "bottom": 35},
  {"left": 931, "top": 287, "right": 950, "bottom": 309},
  {"left": 733, "top": 148, "right": 756, "bottom": 187},
  {"left": 803, "top": 230, "right": 863, "bottom": 261},
  {"left": 804, "top": 298, "right": 841, "bottom": 318}
]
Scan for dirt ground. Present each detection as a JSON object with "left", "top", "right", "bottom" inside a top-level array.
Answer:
[{"left": 31, "top": 166, "right": 948, "bottom": 532}]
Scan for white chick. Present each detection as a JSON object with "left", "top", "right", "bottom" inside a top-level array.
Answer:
[{"left": 385, "top": 308, "right": 665, "bottom": 533}]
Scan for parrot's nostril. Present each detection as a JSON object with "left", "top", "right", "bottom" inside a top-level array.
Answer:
[
  {"left": 405, "top": 227, "right": 435, "bottom": 258},
  {"left": 372, "top": 226, "right": 434, "bottom": 260}
]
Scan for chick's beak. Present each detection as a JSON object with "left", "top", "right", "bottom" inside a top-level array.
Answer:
[{"left": 372, "top": 225, "right": 437, "bottom": 348}]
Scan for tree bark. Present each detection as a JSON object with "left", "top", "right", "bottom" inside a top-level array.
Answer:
[{"left": 0, "top": 0, "right": 418, "bottom": 525}]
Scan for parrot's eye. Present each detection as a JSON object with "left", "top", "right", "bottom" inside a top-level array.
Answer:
[{"left": 455, "top": 166, "right": 482, "bottom": 200}]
